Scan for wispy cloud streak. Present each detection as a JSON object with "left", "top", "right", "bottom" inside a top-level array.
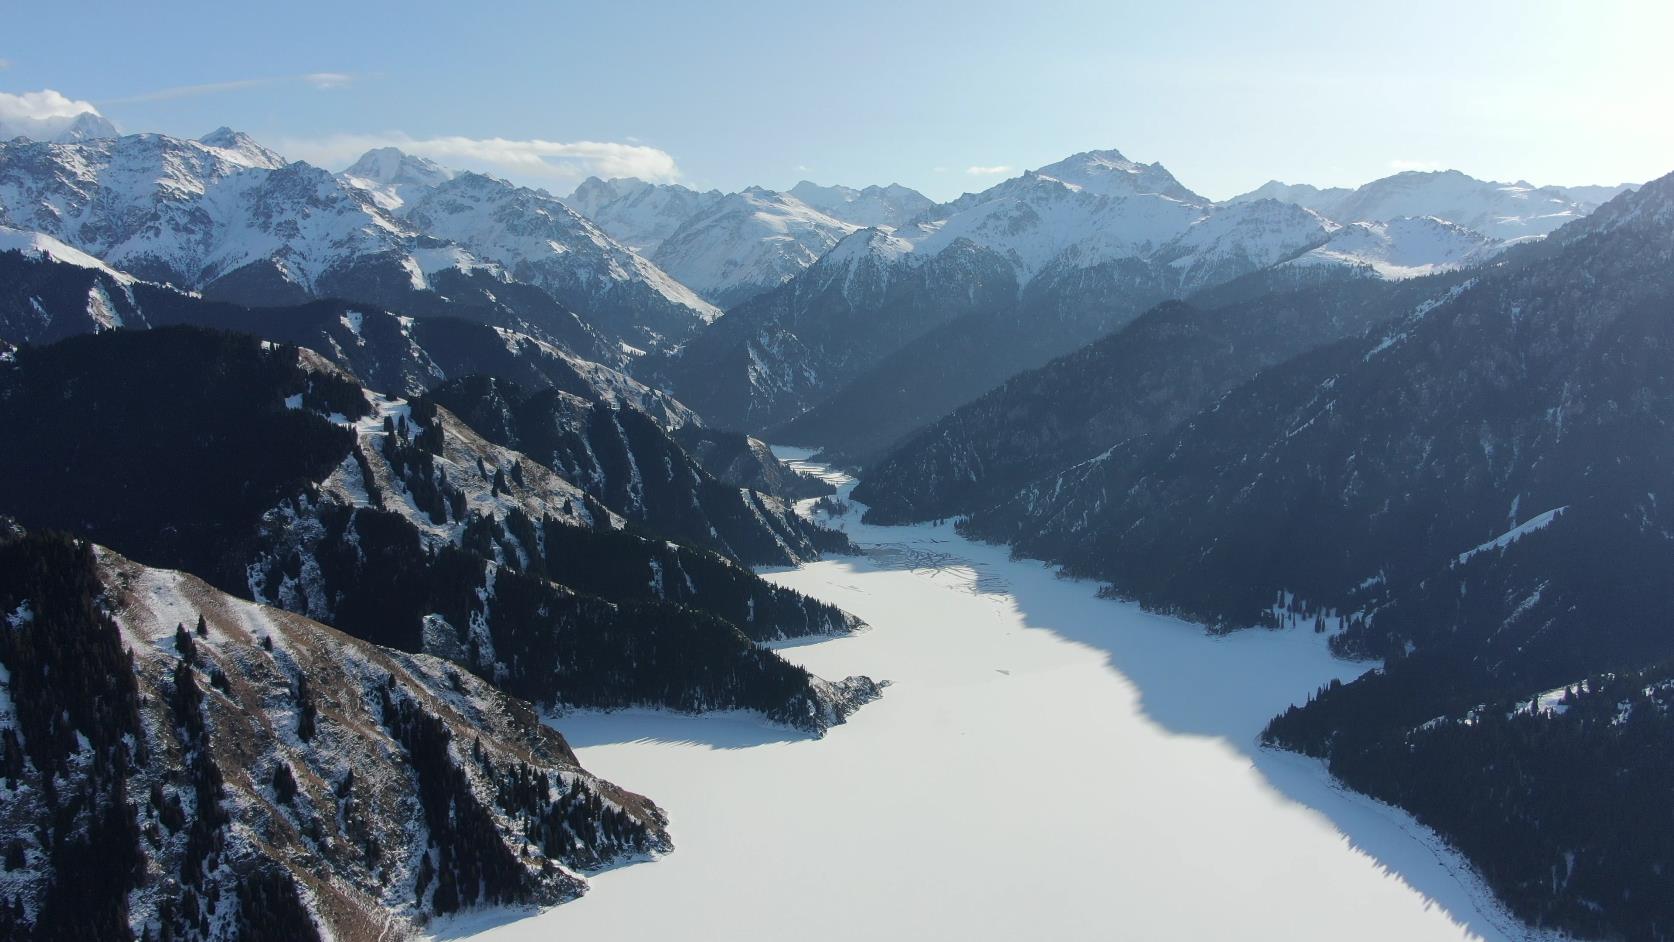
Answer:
[{"left": 105, "top": 72, "right": 359, "bottom": 104}]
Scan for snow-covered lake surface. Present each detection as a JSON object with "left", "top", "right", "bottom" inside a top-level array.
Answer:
[{"left": 436, "top": 451, "right": 1549, "bottom": 942}]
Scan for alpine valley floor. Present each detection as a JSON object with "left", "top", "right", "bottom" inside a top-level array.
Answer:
[{"left": 430, "top": 450, "right": 1562, "bottom": 942}]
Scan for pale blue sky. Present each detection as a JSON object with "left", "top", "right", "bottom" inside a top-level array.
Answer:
[{"left": 3, "top": 0, "right": 1669, "bottom": 200}]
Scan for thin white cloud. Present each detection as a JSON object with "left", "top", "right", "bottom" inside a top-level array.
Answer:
[
  {"left": 104, "top": 73, "right": 360, "bottom": 104},
  {"left": 1388, "top": 158, "right": 1444, "bottom": 172},
  {"left": 966, "top": 164, "right": 1012, "bottom": 176},
  {"left": 275, "top": 131, "right": 681, "bottom": 184},
  {"left": 0, "top": 88, "right": 101, "bottom": 120},
  {"left": 0, "top": 59, "right": 11, "bottom": 71},
  {"left": 304, "top": 72, "right": 353, "bottom": 90}
]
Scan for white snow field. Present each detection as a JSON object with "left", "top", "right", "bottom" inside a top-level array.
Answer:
[{"left": 434, "top": 452, "right": 1554, "bottom": 942}]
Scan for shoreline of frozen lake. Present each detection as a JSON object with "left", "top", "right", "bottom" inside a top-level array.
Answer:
[{"left": 431, "top": 450, "right": 1555, "bottom": 942}]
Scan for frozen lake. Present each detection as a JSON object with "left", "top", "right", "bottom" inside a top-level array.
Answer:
[{"left": 437, "top": 453, "right": 1547, "bottom": 942}]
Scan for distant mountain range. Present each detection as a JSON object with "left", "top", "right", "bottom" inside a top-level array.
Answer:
[{"left": 649, "top": 148, "right": 1632, "bottom": 466}]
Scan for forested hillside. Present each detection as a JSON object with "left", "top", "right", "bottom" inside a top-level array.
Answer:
[{"left": 0, "top": 328, "right": 877, "bottom": 733}]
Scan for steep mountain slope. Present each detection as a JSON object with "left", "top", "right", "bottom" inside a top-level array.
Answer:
[
  {"left": 786, "top": 180, "right": 935, "bottom": 228},
  {"left": 852, "top": 270, "right": 1471, "bottom": 523},
  {"left": 0, "top": 328, "right": 876, "bottom": 733},
  {"left": 1554, "top": 182, "right": 1638, "bottom": 207},
  {"left": 672, "top": 424, "right": 836, "bottom": 499},
  {"left": 564, "top": 176, "right": 724, "bottom": 254},
  {"left": 0, "top": 235, "right": 624, "bottom": 362},
  {"left": 338, "top": 148, "right": 726, "bottom": 353},
  {"left": 0, "top": 246, "right": 663, "bottom": 413},
  {"left": 404, "top": 171, "right": 719, "bottom": 352},
  {"left": 1144, "top": 198, "right": 1336, "bottom": 293},
  {"left": 966, "top": 178, "right": 1672, "bottom": 626},
  {"left": 649, "top": 187, "right": 858, "bottom": 309},
  {"left": 953, "top": 175, "right": 1674, "bottom": 938},
  {"left": 421, "top": 375, "right": 848, "bottom": 564},
  {"left": 0, "top": 244, "right": 831, "bottom": 502},
  {"left": 648, "top": 229, "right": 1020, "bottom": 432},
  {"left": 564, "top": 178, "right": 933, "bottom": 310},
  {"left": 0, "top": 530, "right": 669, "bottom": 940}
]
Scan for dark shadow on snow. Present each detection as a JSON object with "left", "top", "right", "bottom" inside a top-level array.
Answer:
[{"left": 551, "top": 708, "right": 817, "bottom": 751}]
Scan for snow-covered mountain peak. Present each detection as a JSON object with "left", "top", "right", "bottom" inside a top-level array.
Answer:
[
  {"left": 897, "top": 161, "right": 1209, "bottom": 280},
  {"left": 1149, "top": 198, "right": 1338, "bottom": 292},
  {"left": 563, "top": 176, "right": 723, "bottom": 255},
  {"left": 1033, "top": 148, "right": 1207, "bottom": 204},
  {"left": 649, "top": 187, "right": 857, "bottom": 308},
  {"left": 1325, "top": 169, "right": 1588, "bottom": 241},
  {"left": 1282, "top": 214, "right": 1502, "bottom": 280},
  {"left": 786, "top": 180, "right": 935, "bottom": 228},
  {"left": 344, "top": 146, "right": 450, "bottom": 185},
  {"left": 0, "top": 109, "right": 118, "bottom": 144},
  {"left": 195, "top": 126, "right": 287, "bottom": 170},
  {"left": 406, "top": 170, "right": 721, "bottom": 343},
  {"left": 55, "top": 111, "right": 119, "bottom": 142},
  {"left": 1228, "top": 168, "right": 1627, "bottom": 246},
  {"left": 814, "top": 226, "right": 919, "bottom": 273},
  {"left": 1223, "top": 179, "right": 1354, "bottom": 215},
  {"left": 341, "top": 146, "right": 456, "bottom": 209},
  {"left": 567, "top": 175, "right": 651, "bottom": 216},
  {"left": 0, "top": 132, "right": 411, "bottom": 290}
]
